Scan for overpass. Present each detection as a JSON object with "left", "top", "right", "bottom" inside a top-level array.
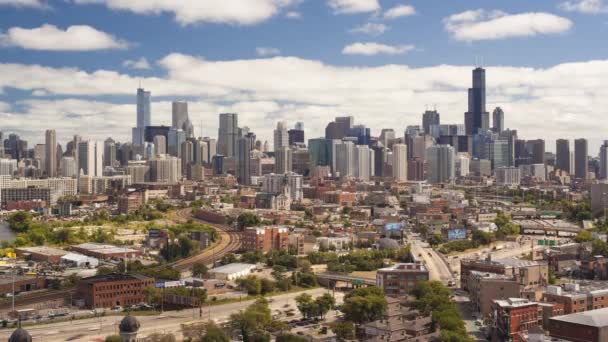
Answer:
[{"left": 316, "top": 273, "right": 376, "bottom": 287}]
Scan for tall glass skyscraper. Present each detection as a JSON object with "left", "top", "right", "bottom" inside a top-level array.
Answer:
[
  {"left": 133, "top": 88, "right": 151, "bottom": 145},
  {"left": 218, "top": 113, "right": 239, "bottom": 158},
  {"left": 464, "top": 67, "right": 489, "bottom": 135},
  {"left": 137, "top": 88, "right": 151, "bottom": 128}
]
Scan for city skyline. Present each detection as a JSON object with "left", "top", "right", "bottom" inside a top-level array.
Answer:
[{"left": 1, "top": 0, "right": 608, "bottom": 150}]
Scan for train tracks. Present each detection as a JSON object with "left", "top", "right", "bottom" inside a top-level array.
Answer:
[{"left": 170, "top": 209, "right": 241, "bottom": 271}]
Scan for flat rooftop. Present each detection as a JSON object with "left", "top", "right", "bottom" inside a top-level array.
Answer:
[
  {"left": 17, "top": 246, "right": 68, "bottom": 256},
  {"left": 211, "top": 263, "right": 256, "bottom": 274},
  {"left": 551, "top": 307, "right": 608, "bottom": 327},
  {"left": 378, "top": 263, "right": 428, "bottom": 272}
]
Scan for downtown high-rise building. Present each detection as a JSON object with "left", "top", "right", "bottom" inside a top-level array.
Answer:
[
  {"left": 600, "top": 141, "right": 608, "bottom": 180},
  {"left": 275, "top": 146, "right": 292, "bottom": 174},
  {"left": 325, "top": 116, "right": 353, "bottom": 140},
  {"left": 574, "top": 138, "right": 588, "bottom": 180},
  {"left": 492, "top": 107, "right": 504, "bottom": 133},
  {"left": 78, "top": 140, "right": 104, "bottom": 177},
  {"left": 392, "top": 144, "right": 408, "bottom": 182},
  {"left": 556, "top": 139, "right": 570, "bottom": 173},
  {"left": 274, "top": 121, "right": 289, "bottom": 152},
  {"left": 464, "top": 67, "right": 490, "bottom": 135},
  {"left": 335, "top": 141, "right": 355, "bottom": 178},
  {"left": 422, "top": 110, "right": 440, "bottom": 135},
  {"left": 172, "top": 101, "right": 193, "bottom": 138},
  {"left": 354, "top": 145, "right": 374, "bottom": 181},
  {"left": 426, "top": 145, "right": 455, "bottom": 184},
  {"left": 132, "top": 88, "right": 151, "bottom": 146},
  {"left": 218, "top": 113, "right": 238, "bottom": 158},
  {"left": 103, "top": 138, "right": 116, "bottom": 168},
  {"left": 60, "top": 156, "right": 77, "bottom": 178},
  {"left": 237, "top": 136, "right": 253, "bottom": 185},
  {"left": 153, "top": 135, "right": 167, "bottom": 156},
  {"left": 45, "top": 129, "right": 57, "bottom": 177}
]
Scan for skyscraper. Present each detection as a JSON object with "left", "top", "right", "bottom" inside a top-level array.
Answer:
[
  {"left": 464, "top": 67, "right": 490, "bottom": 135},
  {"left": 133, "top": 88, "right": 151, "bottom": 145},
  {"left": 218, "top": 113, "right": 238, "bottom": 158},
  {"left": 137, "top": 88, "right": 151, "bottom": 128},
  {"left": 153, "top": 135, "right": 167, "bottom": 156},
  {"left": 172, "top": 101, "right": 188, "bottom": 130},
  {"left": 574, "top": 138, "right": 588, "bottom": 180},
  {"left": 335, "top": 141, "right": 355, "bottom": 178},
  {"left": 103, "top": 138, "right": 116, "bottom": 168},
  {"left": 180, "top": 140, "right": 194, "bottom": 176},
  {"left": 325, "top": 116, "right": 353, "bottom": 140},
  {"left": 45, "top": 129, "right": 57, "bottom": 177},
  {"left": 422, "top": 110, "right": 440, "bottom": 135},
  {"left": 556, "top": 139, "right": 570, "bottom": 173},
  {"left": 426, "top": 145, "right": 455, "bottom": 184},
  {"left": 274, "top": 121, "right": 289, "bottom": 152},
  {"left": 393, "top": 144, "right": 408, "bottom": 182},
  {"left": 237, "top": 137, "right": 253, "bottom": 185},
  {"left": 275, "top": 146, "right": 292, "bottom": 174},
  {"left": 600, "top": 141, "right": 608, "bottom": 180},
  {"left": 354, "top": 145, "right": 373, "bottom": 181},
  {"left": 78, "top": 140, "right": 104, "bottom": 177},
  {"left": 492, "top": 107, "right": 504, "bottom": 133}
]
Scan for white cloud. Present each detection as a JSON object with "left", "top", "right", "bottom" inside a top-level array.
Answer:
[
  {"left": 559, "top": 0, "right": 608, "bottom": 13},
  {"left": 73, "top": 0, "right": 300, "bottom": 26},
  {"left": 0, "top": 101, "right": 10, "bottom": 111},
  {"left": 383, "top": 4, "right": 415, "bottom": 19},
  {"left": 122, "top": 57, "right": 151, "bottom": 70},
  {"left": 342, "top": 42, "right": 414, "bottom": 55},
  {"left": 256, "top": 47, "right": 281, "bottom": 57},
  {"left": 327, "top": 0, "right": 380, "bottom": 14},
  {"left": 0, "top": 24, "right": 129, "bottom": 51},
  {"left": 0, "top": 0, "right": 47, "bottom": 8},
  {"left": 4, "top": 55, "right": 608, "bottom": 152},
  {"left": 444, "top": 10, "right": 573, "bottom": 42},
  {"left": 349, "top": 22, "right": 389, "bottom": 36},
  {"left": 285, "top": 11, "right": 301, "bottom": 18}
]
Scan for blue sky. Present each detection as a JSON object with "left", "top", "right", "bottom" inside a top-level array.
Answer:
[{"left": 1, "top": 0, "right": 608, "bottom": 152}]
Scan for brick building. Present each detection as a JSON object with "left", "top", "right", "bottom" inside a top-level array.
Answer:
[
  {"left": 76, "top": 273, "right": 154, "bottom": 309},
  {"left": 0, "top": 275, "right": 46, "bottom": 296},
  {"left": 491, "top": 298, "right": 539, "bottom": 342},
  {"left": 460, "top": 258, "right": 548, "bottom": 291},
  {"left": 548, "top": 307, "right": 608, "bottom": 342},
  {"left": 376, "top": 263, "right": 429, "bottom": 297},
  {"left": 242, "top": 226, "right": 289, "bottom": 252},
  {"left": 543, "top": 283, "right": 608, "bottom": 314}
]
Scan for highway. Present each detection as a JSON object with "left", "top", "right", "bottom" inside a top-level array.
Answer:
[
  {"left": 170, "top": 209, "right": 242, "bottom": 271},
  {"left": 0, "top": 288, "right": 343, "bottom": 341},
  {"left": 408, "top": 237, "right": 453, "bottom": 284}
]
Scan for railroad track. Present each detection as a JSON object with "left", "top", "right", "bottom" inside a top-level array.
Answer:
[
  {"left": 0, "top": 289, "right": 74, "bottom": 311},
  {"left": 170, "top": 209, "right": 241, "bottom": 271}
]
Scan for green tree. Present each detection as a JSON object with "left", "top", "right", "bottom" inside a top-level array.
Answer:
[
  {"left": 221, "top": 253, "right": 237, "bottom": 265},
  {"left": 237, "top": 213, "right": 260, "bottom": 230},
  {"left": 295, "top": 293, "right": 318, "bottom": 319},
  {"left": 6, "top": 211, "right": 33, "bottom": 233},
  {"left": 340, "top": 287, "right": 387, "bottom": 324},
  {"left": 238, "top": 275, "right": 262, "bottom": 295},
  {"left": 575, "top": 231, "right": 593, "bottom": 243},
  {"left": 315, "top": 293, "right": 336, "bottom": 319},
  {"left": 331, "top": 321, "right": 355, "bottom": 341},
  {"left": 105, "top": 335, "right": 121, "bottom": 342},
  {"left": 230, "top": 298, "right": 272, "bottom": 342},
  {"left": 192, "top": 263, "right": 209, "bottom": 278},
  {"left": 199, "top": 322, "right": 229, "bottom": 342}
]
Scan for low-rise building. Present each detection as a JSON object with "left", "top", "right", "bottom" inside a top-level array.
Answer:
[
  {"left": 210, "top": 263, "right": 256, "bottom": 281},
  {"left": 491, "top": 298, "right": 539, "bottom": 342},
  {"left": 76, "top": 273, "right": 154, "bottom": 309},
  {"left": 548, "top": 307, "right": 608, "bottom": 342},
  {"left": 461, "top": 258, "right": 548, "bottom": 291},
  {"left": 376, "top": 263, "right": 429, "bottom": 297},
  {"left": 242, "top": 226, "right": 289, "bottom": 252},
  {"left": 0, "top": 275, "right": 46, "bottom": 296},
  {"left": 15, "top": 246, "right": 68, "bottom": 264},
  {"left": 70, "top": 243, "right": 141, "bottom": 260}
]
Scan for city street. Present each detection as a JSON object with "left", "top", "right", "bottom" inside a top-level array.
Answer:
[
  {"left": 0, "top": 288, "right": 343, "bottom": 341},
  {"left": 409, "top": 239, "right": 453, "bottom": 284}
]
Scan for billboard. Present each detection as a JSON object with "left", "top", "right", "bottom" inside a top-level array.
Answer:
[
  {"left": 384, "top": 222, "right": 403, "bottom": 231},
  {"left": 447, "top": 228, "right": 466, "bottom": 241}
]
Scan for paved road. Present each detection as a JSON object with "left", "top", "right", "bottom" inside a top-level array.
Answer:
[
  {"left": 0, "top": 288, "right": 343, "bottom": 341},
  {"left": 409, "top": 239, "right": 453, "bottom": 284}
]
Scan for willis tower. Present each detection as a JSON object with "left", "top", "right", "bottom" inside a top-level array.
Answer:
[{"left": 464, "top": 67, "right": 489, "bottom": 135}]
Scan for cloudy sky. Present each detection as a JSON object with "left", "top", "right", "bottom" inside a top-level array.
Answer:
[{"left": 1, "top": 0, "right": 608, "bottom": 152}]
